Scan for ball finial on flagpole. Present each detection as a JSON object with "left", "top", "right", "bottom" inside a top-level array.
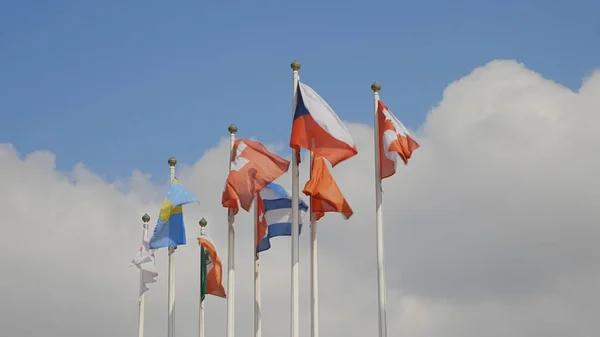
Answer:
[
  {"left": 142, "top": 213, "right": 151, "bottom": 223},
  {"left": 199, "top": 218, "right": 208, "bottom": 228},
  {"left": 371, "top": 82, "right": 382, "bottom": 93},
  {"left": 228, "top": 124, "right": 238, "bottom": 134},
  {"left": 291, "top": 60, "right": 301, "bottom": 71},
  {"left": 168, "top": 157, "right": 177, "bottom": 167}
]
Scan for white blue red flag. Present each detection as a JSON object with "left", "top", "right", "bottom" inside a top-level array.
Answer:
[{"left": 290, "top": 82, "right": 358, "bottom": 167}]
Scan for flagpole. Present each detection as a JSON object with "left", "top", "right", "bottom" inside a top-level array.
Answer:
[
  {"left": 198, "top": 218, "right": 208, "bottom": 337},
  {"left": 254, "top": 196, "right": 262, "bottom": 337},
  {"left": 137, "top": 213, "right": 151, "bottom": 337},
  {"left": 227, "top": 124, "right": 238, "bottom": 337},
  {"left": 290, "top": 60, "right": 301, "bottom": 337},
  {"left": 309, "top": 149, "right": 319, "bottom": 337},
  {"left": 371, "top": 82, "right": 388, "bottom": 337},
  {"left": 168, "top": 157, "right": 177, "bottom": 337}
]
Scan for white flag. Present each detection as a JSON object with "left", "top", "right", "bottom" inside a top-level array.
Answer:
[{"left": 130, "top": 229, "right": 158, "bottom": 297}]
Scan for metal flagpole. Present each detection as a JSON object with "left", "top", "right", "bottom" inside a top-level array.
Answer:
[
  {"left": 226, "top": 124, "right": 238, "bottom": 337},
  {"left": 290, "top": 60, "right": 301, "bottom": 337},
  {"left": 137, "top": 213, "right": 151, "bottom": 337},
  {"left": 198, "top": 218, "right": 208, "bottom": 337},
  {"left": 254, "top": 196, "right": 262, "bottom": 337},
  {"left": 168, "top": 157, "right": 177, "bottom": 337},
  {"left": 309, "top": 149, "right": 319, "bottom": 337},
  {"left": 371, "top": 82, "right": 388, "bottom": 337}
]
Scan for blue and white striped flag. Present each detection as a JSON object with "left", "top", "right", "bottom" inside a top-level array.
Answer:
[{"left": 256, "top": 182, "right": 308, "bottom": 253}]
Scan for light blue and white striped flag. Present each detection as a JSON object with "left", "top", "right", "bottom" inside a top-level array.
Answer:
[{"left": 256, "top": 182, "right": 308, "bottom": 253}]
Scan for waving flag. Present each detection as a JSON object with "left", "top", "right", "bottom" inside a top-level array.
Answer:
[
  {"left": 149, "top": 179, "right": 198, "bottom": 249},
  {"left": 303, "top": 156, "right": 353, "bottom": 220},
  {"left": 290, "top": 82, "right": 358, "bottom": 167},
  {"left": 198, "top": 234, "right": 226, "bottom": 300},
  {"left": 378, "top": 101, "right": 419, "bottom": 178},
  {"left": 222, "top": 139, "right": 290, "bottom": 215},
  {"left": 130, "top": 228, "right": 158, "bottom": 297},
  {"left": 256, "top": 183, "right": 308, "bottom": 253}
]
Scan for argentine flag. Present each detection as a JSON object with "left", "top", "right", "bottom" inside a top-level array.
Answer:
[{"left": 257, "top": 183, "right": 308, "bottom": 253}]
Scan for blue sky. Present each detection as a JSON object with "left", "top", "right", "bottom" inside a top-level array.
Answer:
[{"left": 1, "top": 0, "right": 598, "bottom": 183}]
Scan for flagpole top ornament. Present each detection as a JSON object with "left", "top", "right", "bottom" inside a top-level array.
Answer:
[
  {"left": 371, "top": 82, "right": 382, "bottom": 93},
  {"left": 142, "top": 213, "right": 150, "bottom": 223},
  {"left": 168, "top": 157, "right": 177, "bottom": 166},
  {"left": 228, "top": 124, "right": 238, "bottom": 134},
  {"left": 291, "top": 60, "right": 301, "bottom": 71},
  {"left": 199, "top": 218, "right": 208, "bottom": 227}
]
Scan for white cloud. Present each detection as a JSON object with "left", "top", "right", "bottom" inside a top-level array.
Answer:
[{"left": 0, "top": 59, "right": 598, "bottom": 337}]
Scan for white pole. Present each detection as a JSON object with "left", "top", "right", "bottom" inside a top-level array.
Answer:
[
  {"left": 371, "top": 83, "right": 388, "bottom": 337},
  {"left": 137, "top": 213, "right": 151, "bottom": 337},
  {"left": 198, "top": 218, "right": 208, "bottom": 337},
  {"left": 309, "top": 149, "right": 319, "bottom": 337},
  {"left": 290, "top": 60, "right": 301, "bottom": 337},
  {"left": 254, "top": 196, "right": 262, "bottom": 337},
  {"left": 227, "top": 124, "right": 238, "bottom": 337},
  {"left": 168, "top": 157, "right": 177, "bottom": 337}
]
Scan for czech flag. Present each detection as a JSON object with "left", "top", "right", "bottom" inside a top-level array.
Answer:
[{"left": 290, "top": 82, "right": 357, "bottom": 167}]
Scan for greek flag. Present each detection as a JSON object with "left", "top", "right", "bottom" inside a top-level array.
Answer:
[{"left": 256, "top": 183, "right": 308, "bottom": 253}]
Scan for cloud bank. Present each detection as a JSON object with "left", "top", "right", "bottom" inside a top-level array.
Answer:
[{"left": 1, "top": 60, "right": 598, "bottom": 337}]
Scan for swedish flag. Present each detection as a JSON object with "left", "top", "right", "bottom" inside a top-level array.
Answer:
[{"left": 149, "top": 178, "right": 198, "bottom": 249}]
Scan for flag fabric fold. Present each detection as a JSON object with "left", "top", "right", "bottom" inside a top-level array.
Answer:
[
  {"left": 222, "top": 139, "right": 290, "bottom": 215},
  {"left": 198, "top": 234, "right": 226, "bottom": 300},
  {"left": 256, "top": 183, "right": 308, "bottom": 253},
  {"left": 149, "top": 178, "right": 199, "bottom": 249},
  {"left": 378, "top": 101, "right": 419, "bottom": 179},
  {"left": 130, "top": 229, "right": 158, "bottom": 297},
  {"left": 290, "top": 82, "right": 358, "bottom": 167},
  {"left": 303, "top": 156, "right": 353, "bottom": 220}
]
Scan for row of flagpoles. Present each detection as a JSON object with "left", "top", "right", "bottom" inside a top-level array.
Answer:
[{"left": 129, "top": 60, "right": 419, "bottom": 337}]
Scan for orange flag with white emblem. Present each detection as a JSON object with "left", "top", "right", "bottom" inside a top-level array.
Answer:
[
  {"left": 303, "top": 155, "right": 353, "bottom": 220},
  {"left": 222, "top": 139, "right": 290, "bottom": 215},
  {"left": 378, "top": 101, "right": 419, "bottom": 179}
]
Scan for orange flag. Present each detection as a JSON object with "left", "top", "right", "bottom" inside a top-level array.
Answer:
[
  {"left": 303, "top": 155, "right": 353, "bottom": 220},
  {"left": 222, "top": 139, "right": 290, "bottom": 215},
  {"left": 197, "top": 234, "right": 226, "bottom": 299}
]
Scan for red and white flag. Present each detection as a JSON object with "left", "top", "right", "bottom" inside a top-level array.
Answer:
[
  {"left": 130, "top": 229, "right": 158, "bottom": 297},
  {"left": 222, "top": 139, "right": 290, "bottom": 214},
  {"left": 378, "top": 101, "right": 419, "bottom": 179},
  {"left": 255, "top": 194, "right": 268, "bottom": 252}
]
